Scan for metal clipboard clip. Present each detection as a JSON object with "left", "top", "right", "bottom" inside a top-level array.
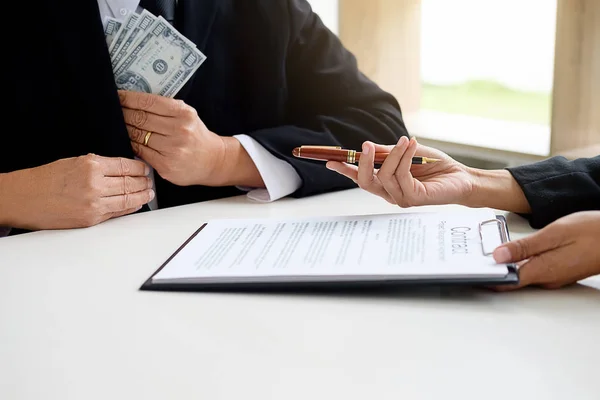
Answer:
[{"left": 479, "top": 217, "right": 509, "bottom": 256}]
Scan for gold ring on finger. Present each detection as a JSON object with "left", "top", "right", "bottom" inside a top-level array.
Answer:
[{"left": 143, "top": 131, "right": 153, "bottom": 146}]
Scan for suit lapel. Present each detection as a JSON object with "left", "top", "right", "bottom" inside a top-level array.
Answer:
[
  {"left": 174, "top": 0, "right": 220, "bottom": 99},
  {"left": 51, "top": 0, "right": 135, "bottom": 159}
]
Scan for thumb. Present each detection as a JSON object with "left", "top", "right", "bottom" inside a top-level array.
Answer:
[{"left": 492, "top": 227, "right": 559, "bottom": 264}]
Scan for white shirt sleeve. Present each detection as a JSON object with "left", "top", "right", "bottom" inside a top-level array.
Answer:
[{"left": 234, "top": 135, "right": 302, "bottom": 202}]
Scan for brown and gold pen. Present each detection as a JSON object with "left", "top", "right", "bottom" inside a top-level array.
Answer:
[{"left": 292, "top": 146, "right": 440, "bottom": 164}]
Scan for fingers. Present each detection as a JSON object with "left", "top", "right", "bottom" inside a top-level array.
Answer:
[
  {"left": 102, "top": 189, "right": 155, "bottom": 214},
  {"left": 327, "top": 137, "right": 438, "bottom": 208},
  {"left": 411, "top": 141, "right": 450, "bottom": 160},
  {"left": 327, "top": 149, "right": 393, "bottom": 203},
  {"left": 376, "top": 137, "right": 410, "bottom": 203},
  {"left": 395, "top": 137, "right": 419, "bottom": 189},
  {"left": 487, "top": 261, "right": 529, "bottom": 292},
  {"left": 374, "top": 139, "right": 448, "bottom": 161},
  {"left": 493, "top": 224, "right": 563, "bottom": 264},
  {"left": 490, "top": 213, "right": 600, "bottom": 292},
  {"left": 496, "top": 244, "right": 584, "bottom": 291},
  {"left": 118, "top": 90, "right": 187, "bottom": 117},
  {"left": 491, "top": 223, "right": 568, "bottom": 292},
  {"left": 107, "top": 206, "right": 144, "bottom": 220},
  {"left": 377, "top": 136, "right": 410, "bottom": 180},
  {"left": 122, "top": 108, "right": 175, "bottom": 135},
  {"left": 131, "top": 141, "right": 163, "bottom": 168},
  {"left": 513, "top": 252, "right": 557, "bottom": 289},
  {"left": 357, "top": 142, "right": 377, "bottom": 188},
  {"left": 371, "top": 143, "right": 395, "bottom": 153},
  {"left": 96, "top": 155, "right": 150, "bottom": 177},
  {"left": 490, "top": 260, "right": 538, "bottom": 292},
  {"left": 101, "top": 176, "right": 153, "bottom": 197},
  {"left": 126, "top": 125, "right": 168, "bottom": 150},
  {"left": 519, "top": 241, "right": 599, "bottom": 289},
  {"left": 355, "top": 142, "right": 395, "bottom": 202},
  {"left": 92, "top": 205, "right": 146, "bottom": 225},
  {"left": 327, "top": 155, "right": 396, "bottom": 204},
  {"left": 326, "top": 161, "right": 358, "bottom": 182}
]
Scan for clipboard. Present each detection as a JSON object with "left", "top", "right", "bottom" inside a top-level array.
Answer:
[{"left": 140, "top": 214, "right": 518, "bottom": 292}]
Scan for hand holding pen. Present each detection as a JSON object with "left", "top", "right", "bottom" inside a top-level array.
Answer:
[{"left": 323, "top": 136, "right": 478, "bottom": 207}]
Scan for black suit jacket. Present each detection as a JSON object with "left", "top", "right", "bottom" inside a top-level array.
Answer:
[
  {"left": 508, "top": 156, "right": 600, "bottom": 228},
  {"left": 4, "top": 0, "right": 407, "bottom": 210}
]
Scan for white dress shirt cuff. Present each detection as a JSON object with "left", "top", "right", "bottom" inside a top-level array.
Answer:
[{"left": 234, "top": 134, "right": 302, "bottom": 202}]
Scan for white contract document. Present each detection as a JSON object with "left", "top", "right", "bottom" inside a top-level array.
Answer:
[{"left": 142, "top": 208, "right": 517, "bottom": 290}]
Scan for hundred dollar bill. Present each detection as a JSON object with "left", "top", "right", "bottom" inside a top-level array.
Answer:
[
  {"left": 108, "top": 12, "right": 140, "bottom": 59},
  {"left": 114, "top": 17, "right": 206, "bottom": 97},
  {"left": 103, "top": 17, "right": 122, "bottom": 48},
  {"left": 111, "top": 10, "right": 157, "bottom": 70},
  {"left": 161, "top": 51, "right": 206, "bottom": 97}
]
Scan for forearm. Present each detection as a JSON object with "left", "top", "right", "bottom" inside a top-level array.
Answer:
[
  {"left": 465, "top": 168, "right": 532, "bottom": 214},
  {"left": 0, "top": 173, "right": 8, "bottom": 226},
  {"left": 0, "top": 170, "right": 27, "bottom": 227}
]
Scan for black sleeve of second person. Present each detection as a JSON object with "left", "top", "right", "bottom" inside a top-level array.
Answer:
[
  {"left": 507, "top": 156, "right": 600, "bottom": 228},
  {"left": 243, "top": 0, "right": 409, "bottom": 198}
]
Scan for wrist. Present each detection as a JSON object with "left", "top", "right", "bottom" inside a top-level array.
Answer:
[
  {"left": 0, "top": 170, "right": 26, "bottom": 227},
  {"left": 207, "top": 136, "right": 265, "bottom": 188},
  {"left": 467, "top": 168, "right": 531, "bottom": 213},
  {"left": 462, "top": 167, "right": 488, "bottom": 208}
]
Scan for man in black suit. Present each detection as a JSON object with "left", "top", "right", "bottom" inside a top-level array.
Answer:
[{"left": 0, "top": 0, "right": 408, "bottom": 235}]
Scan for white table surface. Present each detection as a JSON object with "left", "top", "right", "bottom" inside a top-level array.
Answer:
[{"left": 1, "top": 188, "right": 598, "bottom": 400}]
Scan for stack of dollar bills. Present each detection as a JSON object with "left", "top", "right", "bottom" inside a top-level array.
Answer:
[{"left": 104, "top": 10, "right": 206, "bottom": 98}]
